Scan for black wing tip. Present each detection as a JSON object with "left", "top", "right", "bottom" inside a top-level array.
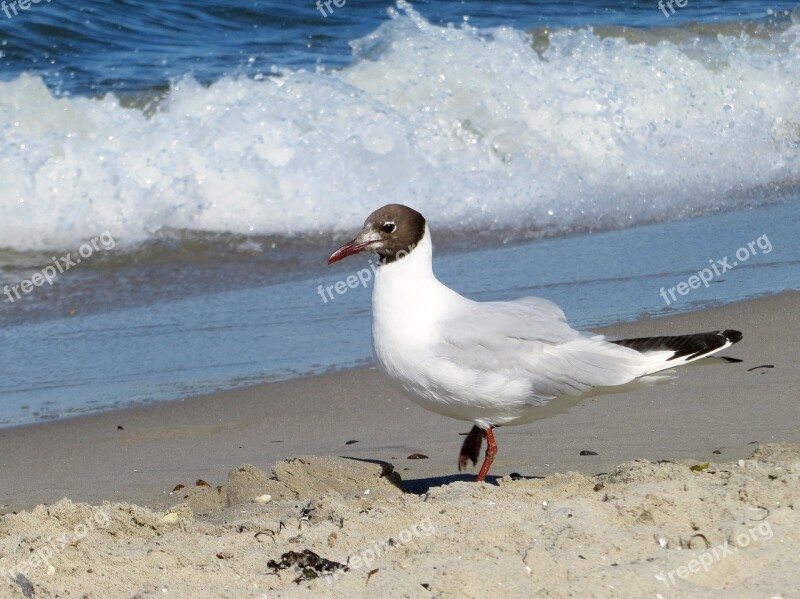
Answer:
[
  {"left": 722, "top": 329, "right": 743, "bottom": 344},
  {"left": 612, "top": 329, "right": 743, "bottom": 362}
]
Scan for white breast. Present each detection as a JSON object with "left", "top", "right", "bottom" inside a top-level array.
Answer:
[
  {"left": 371, "top": 229, "right": 520, "bottom": 425},
  {"left": 373, "top": 229, "right": 446, "bottom": 356}
]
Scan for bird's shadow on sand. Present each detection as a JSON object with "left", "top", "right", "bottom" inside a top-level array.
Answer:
[
  {"left": 401, "top": 474, "right": 497, "bottom": 493},
  {"left": 338, "top": 456, "right": 545, "bottom": 494},
  {"left": 401, "top": 473, "right": 545, "bottom": 494}
]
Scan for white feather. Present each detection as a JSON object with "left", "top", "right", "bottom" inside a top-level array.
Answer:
[{"left": 371, "top": 227, "right": 671, "bottom": 428}]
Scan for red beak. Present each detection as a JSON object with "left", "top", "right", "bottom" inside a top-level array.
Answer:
[{"left": 327, "top": 238, "right": 377, "bottom": 265}]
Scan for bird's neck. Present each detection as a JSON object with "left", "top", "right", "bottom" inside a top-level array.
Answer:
[
  {"left": 372, "top": 227, "right": 446, "bottom": 315},
  {"left": 375, "top": 225, "right": 435, "bottom": 280}
]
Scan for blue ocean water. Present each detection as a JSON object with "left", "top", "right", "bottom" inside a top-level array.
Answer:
[
  {"left": 0, "top": 1, "right": 799, "bottom": 426},
  {"left": 2, "top": 0, "right": 797, "bottom": 95}
]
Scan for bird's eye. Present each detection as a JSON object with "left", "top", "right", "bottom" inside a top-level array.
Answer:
[{"left": 382, "top": 222, "right": 396, "bottom": 234}]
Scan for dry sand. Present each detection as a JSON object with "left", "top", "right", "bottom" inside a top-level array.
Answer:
[
  {"left": 1, "top": 291, "right": 798, "bottom": 598},
  {"left": 1, "top": 447, "right": 799, "bottom": 598}
]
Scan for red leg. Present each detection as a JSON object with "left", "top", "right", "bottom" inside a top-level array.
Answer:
[{"left": 475, "top": 427, "right": 497, "bottom": 482}]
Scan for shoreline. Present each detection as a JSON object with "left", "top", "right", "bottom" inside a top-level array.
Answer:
[{"left": 1, "top": 290, "right": 797, "bottom": 514}]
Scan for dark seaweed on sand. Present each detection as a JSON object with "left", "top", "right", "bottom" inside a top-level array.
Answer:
[{"left": 267, "top": 549, "right": 349, "bottom": 583}]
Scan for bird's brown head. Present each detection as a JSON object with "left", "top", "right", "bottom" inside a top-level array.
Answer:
[{"left": 327, "top": 204, "right": 426, "bottom": 266}]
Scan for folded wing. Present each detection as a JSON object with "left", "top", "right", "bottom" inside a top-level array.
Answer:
[{"left": 435, "top": 296, "right": 651, "bottom": 403}]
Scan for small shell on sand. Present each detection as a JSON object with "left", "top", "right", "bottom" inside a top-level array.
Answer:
[
  {"left": 160, "top": 512, "right": 180, "bottom": 524},
  {"left": 251, "top": 494, "right": 272, "bottom": 504}
]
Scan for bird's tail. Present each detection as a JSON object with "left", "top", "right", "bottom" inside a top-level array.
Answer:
[{"left": 610, "top": 329, "right": 743, "bottom": 375}]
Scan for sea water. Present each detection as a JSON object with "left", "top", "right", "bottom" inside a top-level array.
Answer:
[{"left": 0, "top": 1, "right": 798, "bottom": 426}]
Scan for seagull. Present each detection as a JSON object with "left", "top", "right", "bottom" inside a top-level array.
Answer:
[{"left": 327, "top": 204, "right": 743, "bottom": 482}]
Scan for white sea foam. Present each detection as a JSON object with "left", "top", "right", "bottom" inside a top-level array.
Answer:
[{"left": 1, "top": 2, "right": 799, "bottom": 251}]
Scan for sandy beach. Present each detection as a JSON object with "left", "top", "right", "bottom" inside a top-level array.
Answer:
[{"left": 1, "top": 291, "right": 798, "bottom": 598}]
